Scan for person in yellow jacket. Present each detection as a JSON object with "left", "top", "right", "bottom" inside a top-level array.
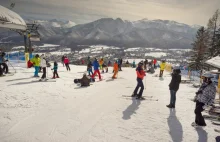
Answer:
[
  {"left": 31, "top": 54, "right": 41, "bottom": 77},
  {"left": 159, "top": 60, "right": 166, "bottom": 77},
  {"left": 99, "top": 58, "right": 104, "bottom": 73}
]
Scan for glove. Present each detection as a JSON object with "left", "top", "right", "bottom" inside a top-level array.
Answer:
[{"left": 202, "top": 105, "right": 208, "bottom": 110}]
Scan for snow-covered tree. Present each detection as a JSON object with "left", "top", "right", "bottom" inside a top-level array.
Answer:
[
  {"left": 189, "top": 27, "right": 208, "bottom": 70},
  {"left": 206, "top": 9, "right": 220, "bottom": 57}
]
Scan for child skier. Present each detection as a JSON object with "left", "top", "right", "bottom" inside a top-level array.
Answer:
[
  {"left": 87, "top": 60, "right": 93, "bottom": 76},
  {"left": 131, "top": 62, "right": 146, "bottom": 99},
  {"left": 52, "top": 61, "right": 59, "bottom": 79},
  {"left": 159, "top": 60, "right": 166, "bottom": 77},
  {"left": 112, "top": 61, "right": 118, "bottom": 79},
  {"left": 166, "top": 66, "right": 181, "bottom": 108},
  {"left": 99, "top": 58, "right": 104, "bottom": 73}
]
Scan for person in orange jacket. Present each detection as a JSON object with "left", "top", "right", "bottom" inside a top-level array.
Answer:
[
  {"left": 112, "top": 61, "right": 118, "bottom": 79},
  {"left": 132, "top": 62, "right": 146, "bottom": 99}
]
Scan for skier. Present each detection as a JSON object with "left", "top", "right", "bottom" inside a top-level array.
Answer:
[
  {"left": 91, "top": 58, "right": 101, "bottom": 81},
  {"left": 87, "top": 60, "right": 93, "bottom": 76},
  {"left": 31, "top": 54, "right": 41, "bottom": 77},
  {"left": 159, "top": 60, "right": 166, "bottom": 77},
  {"left": 132, "top": 60, "right": 136, "bottom": 68},
  {"left": 112, "top": 61, "right": 118, "bottom": 79},
  {"left": 99, "top": 58, "right": 104, "bottom": 73},
  {"left": 64, "top": 56, "right": 71, "bottom": 71},
  {"left": 108, "top": 60, "right": 112, "bottom": 67},
  {"left": 61, "top": 55, "right": 65, "bottom": 67},
  {"left": 131, "top": 62, "right": 146, "bottom": 99},
  {"left": 144, "top": 59, "right": 148, "bottom": 70},
  {"left": 0, "top": 52, "right": 9, "bottom": 74},
  {"left": 153, "top": 59, "right": 157, "bottom": 69},
  {"left": 166, "top": 66, "right": 181, "bottom": 108},
  {"left": 39, "top": 54, "right": 47, "bottom": 81},
  {"left": 51, "top": 61, "right": 59, "bottom": 79},
  {"left": 0, "top": 53, "right": 4, "bottom": 76},
  {"left": 119, "top": 58, "right": 122, "bottom": 71},
  {"left": 191, "top": 72, "right": 216, "bottom": 127}
]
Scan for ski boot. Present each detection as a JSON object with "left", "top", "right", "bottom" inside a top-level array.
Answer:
[{"left": 131, "top": 93, "right": 137, "bottom": 97}]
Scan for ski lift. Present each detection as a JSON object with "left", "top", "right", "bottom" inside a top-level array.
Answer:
[{"left": 26, "top": 23, "right": 41, "bottom": 41}]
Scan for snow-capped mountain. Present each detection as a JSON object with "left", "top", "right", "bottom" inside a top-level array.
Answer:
[{"left": 0, "top": 18, "right": 200, "bottom": 49}]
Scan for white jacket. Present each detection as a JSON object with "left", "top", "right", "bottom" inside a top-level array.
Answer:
[{"left": 40, "top": 57, "right": 47, "bottom": 67}]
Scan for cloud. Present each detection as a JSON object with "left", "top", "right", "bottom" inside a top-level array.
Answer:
[{"left": 1, "top": 0, "right": 219, "bottom": 25}]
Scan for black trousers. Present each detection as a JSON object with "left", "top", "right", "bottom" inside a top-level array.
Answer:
[
  {"left": 41, "top": 67, "right": 46, "bottom": 79},
  {"left": 2, "top": 63, "right": 8, "bottom": 73},
  {"left": 194, "top": 101, "right": 206, "bottom": 126},
  {"left": 133, "top": 78, "right": 144, "bottom": 97},
  {"left": 53, "top": 70, "right": 59, "bottom": 78},
  {"left": 0, "top": 64, "right": 3, "bottom": 75},
  {"left": 65, "top": 63, "right": 71, "bottom": 71}
]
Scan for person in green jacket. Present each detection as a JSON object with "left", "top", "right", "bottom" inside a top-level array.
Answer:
[{"left": 31, "top": 54, "right": 41, "bottom": 77}]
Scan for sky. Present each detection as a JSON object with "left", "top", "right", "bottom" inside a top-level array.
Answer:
[{"left": 0, "top": 0, "right": 220, "bottom": 26}]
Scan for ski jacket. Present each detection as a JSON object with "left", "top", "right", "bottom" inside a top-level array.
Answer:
[
  {"left": 196, "top": 82, "right": 216, "bottom": 105},
  {"left": 136, "top": 66, "right": 146, "bottom": 80},
  {"left": 169, "top": 73, "right": 181, "bottom": 91},
  {"left": 93, "top": 60, "right": 100, "bottom": 70},
  {"left": 81, "top": 75, "right": 90, "bottom": 86},
  {"left": 87, "top": 61, "right": 92, "bottom": 69},
  {"left": 64, "top": 58, "right": 69, "bottom": 64},
  {"left": 153, "top": 59, "right": 157, "bottom": 64},
  {"left": 114, "top": 62, "right": 118, "bottom": 71},
  {"left": 31, "top": 57, "right": 41, "bottom": 67},
  {"left": 99, "top": 60, "right": 104, "bottom": 65},
  {"left": 53, "top": 65, "right": 58, "bottom": 71},
  {"left": 40, "top": 57, "right": 47, "bottom": 67},
  {"left": 160, "top": 63, "right": 166, "bottom": 70}
]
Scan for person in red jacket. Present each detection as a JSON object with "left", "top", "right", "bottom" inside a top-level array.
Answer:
[
  {"left": 153, "top": 59, "right": 157, "bottom": 69},
  {"left": 64, "top": 56, "right": 71, "bottom": 71},
  {"left": 131, "top": 62, "right": 146, "bottom": 99}
]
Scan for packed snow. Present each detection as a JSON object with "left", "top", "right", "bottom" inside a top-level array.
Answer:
[{"left": 0, "top": 64, "right": 219, "bottom": 142}]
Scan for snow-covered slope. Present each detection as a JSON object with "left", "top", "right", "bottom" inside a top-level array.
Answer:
[{"left": 0, "top": 64, "right": 218, "bottom": 142}]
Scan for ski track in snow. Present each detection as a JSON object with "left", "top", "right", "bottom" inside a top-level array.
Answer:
[{"left": 0, "top": 64, "right": 219, "bottom": 142}]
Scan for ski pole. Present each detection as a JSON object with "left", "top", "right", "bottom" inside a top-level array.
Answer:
[
  {"left": 8, "top": 60, "right": 16, "bottom": 73},
  {"left": 145, "top": 76, "right": 146, "bottom": 90}
]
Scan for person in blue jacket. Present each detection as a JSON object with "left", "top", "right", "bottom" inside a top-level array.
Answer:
[{"left": 91, "top": 58, "right": 101, "bottom": 81}]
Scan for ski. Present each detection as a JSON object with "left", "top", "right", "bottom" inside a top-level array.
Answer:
[
  {"left": 122, "top": 95, "right": 153, "bottom": 98},
  {"left": 212, "top": 121, "right": 220, "bottom": 125},
  {"left": 214, "top": 129, "right": 220, "bottom": 133},
  {"left": 123, "top": 97, "right": 158, "bottom": 101}
]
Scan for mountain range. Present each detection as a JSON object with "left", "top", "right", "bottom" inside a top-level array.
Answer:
[{"left": 0, "top": 18, "right": 201, "bottom": 49}]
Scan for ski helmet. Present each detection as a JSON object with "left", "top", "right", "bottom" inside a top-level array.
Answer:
[{"left": 202, "top": 72, "right": 214, "bottom": 78}]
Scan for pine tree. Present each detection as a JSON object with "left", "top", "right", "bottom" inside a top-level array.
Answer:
[
  {"left": 189, "top": 27, "right": 208, "bottom": 70},
  {"left": 206, "top": 9, "right": 220, "bottom": 57}
]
